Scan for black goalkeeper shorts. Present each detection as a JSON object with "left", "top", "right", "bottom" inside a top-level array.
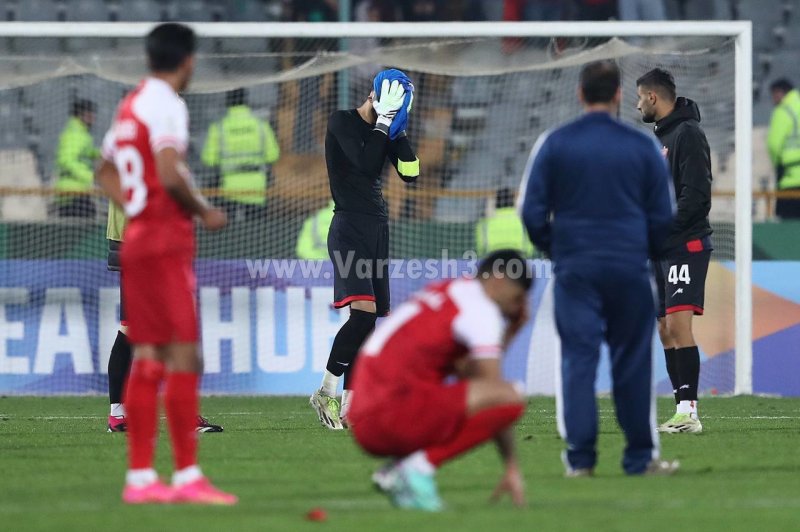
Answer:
[
  {"left": 327, "top": 212, "right": 390, "bottom": 317},
  {"left": 654, "top": 236, "right": 712, "bottom": 318}
]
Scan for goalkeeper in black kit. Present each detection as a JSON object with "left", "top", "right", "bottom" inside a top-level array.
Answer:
[{"left": 310, "top": 70, "right": 419, "bottom": 430}]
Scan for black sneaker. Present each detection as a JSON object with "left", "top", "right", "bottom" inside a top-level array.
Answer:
[{"left": 196, "top": 415, "right": 223, "bottom": 433}]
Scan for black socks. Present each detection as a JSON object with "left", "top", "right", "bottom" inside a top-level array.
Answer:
[
  {"left": 325, "top": 309, "right": 377, "bottom": 388},
  {"left": 675, "top": 346, "right": 700, "bottom": 402},
  {"left": 664, "top": 347, "right": 678, "bottom": 404},
  {"left": 108, "top": 330, "right": 132, "bottom": 405}
]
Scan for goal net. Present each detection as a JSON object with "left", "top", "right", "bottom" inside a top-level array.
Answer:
[{"left": 0, "top": 22, "right": 751, "bottom": 396}]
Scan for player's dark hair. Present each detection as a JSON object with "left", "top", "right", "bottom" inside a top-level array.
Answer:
[
  {"left": 71, "top": 98, "right": 96, "bottom": 117},
  {"left": 770, "top": 78, "right": 794, "bottom": 94},
  {"left": 477, "top": 249, "right": 533, "bottom": 292},
  {"left": 580, "top": 60, "right": 621, "bottom": 104},
  {"left": 636, "top": 68, "right": 677, "bottom": 102},
  {"left": 226, "top": 87, "right": 247, "bottom": 107},
  {"left": 145, "top": 23, "right": 196, "bottom": 73}
]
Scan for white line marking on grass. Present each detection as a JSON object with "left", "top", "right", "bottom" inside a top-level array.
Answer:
[{"left": 0, "top": 412, "right": 265, "bottom": 420}]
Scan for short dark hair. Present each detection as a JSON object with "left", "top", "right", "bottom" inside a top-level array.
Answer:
[
  {"left": 770, "top": 78, "right": 794, "bottom": 94},
  {"left": 477, "top": 249, "right": 533, "bottom": 292},
  {"left": 226, "top": 87, "right": 247, "bottom": 107},
  {"left": 636, "top": 68, "right": 677, "bottom": 102},
  {"left": 71, "top": 98, "right": 96, "bottom": 116},
  {"left": 579, "top": 60, "right": 621, "bottom": 104},
  {"left": 146, "top": 23, "right": 196, "bottom": 73}
]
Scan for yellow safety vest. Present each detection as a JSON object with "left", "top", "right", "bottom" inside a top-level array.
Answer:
[
  {"left": 767, "top": 89, "right": 800, "bottom": 190},
  {"left": 201, "top": 106, "right": 280, "bottom": 205},
  {"left": 55, "top": 117, "right": 99, "bottom": 195},
  {"left": 296, "top": 201, "right": 335, "bottom": 260},
  {"left": 107, "top": 201, "right": 127, "bottom": 242},
  {"left": 475, "top": 207, "right": 536, "bottom": 257}
]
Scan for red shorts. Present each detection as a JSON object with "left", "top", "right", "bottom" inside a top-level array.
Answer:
[
  {"left": 121, "top": 248, "right": 198, "bottom": 345},
  {"left": 350, "top": 380, "right": 468, "bottom": 457}
]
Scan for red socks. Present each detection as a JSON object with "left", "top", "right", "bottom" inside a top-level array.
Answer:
[
  {"left": 124, "top": 359, "right": 164, "bottom": 470},
  {"left": 124, "top": 360, "right": 200, "bottom": 473},
  {"left": 425, "top": 404, "right": 524, "bottom": 468},
  {"left": 164, "top": 372, "right": 200, "bottom": 471}
]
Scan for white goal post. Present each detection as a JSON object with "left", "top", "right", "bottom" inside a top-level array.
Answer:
[{"left": 0, "top": 21, "right": 752, "bottom": 395}]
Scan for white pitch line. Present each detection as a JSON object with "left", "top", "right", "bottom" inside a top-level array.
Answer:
[
  {"left": 0, "top": 412, "right": 266, "bottom": 420},
  {"left": 1, "top": 413, "right": 799, "bottom": 421}
]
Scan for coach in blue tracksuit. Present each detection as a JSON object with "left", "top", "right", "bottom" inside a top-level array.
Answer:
[{"left": 519, "top": 61, "right": 678, "bottom": 476}]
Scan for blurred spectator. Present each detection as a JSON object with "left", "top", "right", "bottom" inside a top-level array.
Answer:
[
  {"left": 201, "top": 88, "right": 280, "bottom": 222},
  {"left": 54, "top": 99, "right": 99, "bottom": 218},
  {"left": 524, "top": 0, "right": 564, "bottom": 21},
  {"left": 401, "top": 0, "right": 441, "bottom": 21},
  {"left": 576, "top": 0, "right": 617, "bottom": 20},
  {"left": 440, "top": 0, "right": 484, "bottom": 21},
  {"left": 357, "top": 0, "right": 401, "bottom": 21},
  {"left": 288, "top": 0, "right": 337, "bottom": 21},
  {"left": 767, "top": 78, "right": 800, "bottom": 219},
  {"left": 475, "top": 188, "right": 535, "bottom": 256},
  {"left": 479, "top": 0, "right": 504, "bottom": 20},
  {"left": 618, "top": 0, "right": 666, "bottom": 20},
  {"left": 296, "top": 199, "right": 335, "bottom": 259},
  {"left": 664, "top": 0, "right": 716, "bottom": 20}
]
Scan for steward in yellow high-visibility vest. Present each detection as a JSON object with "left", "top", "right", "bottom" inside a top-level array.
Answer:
[
  {"left": 296, "top": 200, "right": 335, "bottom": 260},
  {"left": 55, "top": 99, "right": 99, "bottom": 217},
  {"left": 201, "top": 88, "right": 280, "bottom": 220},
  {"left": 475, "top": 188, "right": 535, "bottom": 257},
  {"left": 768, "top": 79, "right": 800, "bottom": 219}
]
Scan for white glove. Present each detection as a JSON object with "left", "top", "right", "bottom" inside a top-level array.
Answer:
[{"left": 372, "top": 79, "right": 406, "bottom": 134}]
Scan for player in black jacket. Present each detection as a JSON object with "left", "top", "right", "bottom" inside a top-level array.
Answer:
[
  {"left": 309, "top": 76, "right": 419, "bottom": 430},
  {"left": 637, "top": 68, "right": 712, "bottom": 434}
]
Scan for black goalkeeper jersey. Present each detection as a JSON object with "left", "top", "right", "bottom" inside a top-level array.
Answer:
[{"left": 325, "top": 109, "right": 418, "bottom": 219}]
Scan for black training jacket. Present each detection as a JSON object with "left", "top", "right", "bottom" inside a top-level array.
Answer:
[{"left": 653, "top": 97, "right": 713, "bottom": 252}]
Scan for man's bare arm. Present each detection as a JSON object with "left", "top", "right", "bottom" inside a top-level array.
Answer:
[
  {"left": 155, "top": 148, "right": 226, "bottom": 231},
  {"left": 96, "top": 159, "right": 125, "bottom": 207}
]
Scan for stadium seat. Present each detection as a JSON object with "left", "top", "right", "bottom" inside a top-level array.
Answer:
[
  {"left": 169, "top": 0, "right": 224, "bottom": 22},
  {"left": 451, "top": 77, "right": 494, "bottom": 106},
  {"left": 11, "top": 0, "right": 62, "bottom": 21},
  {"left": 271, "top": 153, "right": 328, "bottom": 214},
  {"left": 63, "top": 0, "right": 111, "bottom": 21},
  {"left": 434, "top": 151, "right": 501, "bottom": 222},
  {"left": 0, "top": 90, "right": 27, "bottom": 149},
  {"left": 113, "top": 0, "right": 165, "bottom": 22},
  {"left": 0, "top": 149, "right": 48, "bottom": 221},
  {"left": 226, "top": 0, "right": 271, "bottom": 22}
]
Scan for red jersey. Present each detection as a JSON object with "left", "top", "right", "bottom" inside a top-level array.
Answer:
[
  {"left": 102, "top": 77, "right": 193, "bottom": 256},
  {"left": 355, "top": 278, "right": 506, "bottom": 395}
]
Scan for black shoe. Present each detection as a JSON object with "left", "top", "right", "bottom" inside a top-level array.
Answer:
[{"left": 196, "top": 415, "right": 223, "bottom": 433}]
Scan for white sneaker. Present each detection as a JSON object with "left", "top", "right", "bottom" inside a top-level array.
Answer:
[
  {"left": 309, "top": 388, "right": 343, "bottom": 430},
  {"left": 643, "top": 459, "right": 680, "bottom": 476},
  {"left": 658, "top": 413, "right": 703, "bottom": 434},
  {"left": 565, "top": 468, "right": 594, "bottom": 478}
]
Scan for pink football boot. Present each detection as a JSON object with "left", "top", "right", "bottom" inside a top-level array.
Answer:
[
  {"left": 122, "top": 481, "right": 174, "bottom": 504},
  {"left": 172, "top": 478, "right": 238, "bottom": 506}
]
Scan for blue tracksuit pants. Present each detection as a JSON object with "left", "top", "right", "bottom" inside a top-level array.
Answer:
[{"left": 554, "top": 262, "right": 659, "bottom": 474}]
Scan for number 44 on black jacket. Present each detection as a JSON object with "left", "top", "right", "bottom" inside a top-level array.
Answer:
[{"left": 653, "top": 97, "right": 713, "bottom": 253}]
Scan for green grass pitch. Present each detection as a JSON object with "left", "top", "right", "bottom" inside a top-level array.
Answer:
[{"left": 1, "top": 396, "right": 798, "bottom": 531}]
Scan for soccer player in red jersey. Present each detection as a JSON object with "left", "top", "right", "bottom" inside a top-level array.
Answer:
[
  {"left": 349, "top": 250, "right": 532, "bottom": 511},
  {"left": 96, "top": 23, "right": 235, "bottom": 505}
]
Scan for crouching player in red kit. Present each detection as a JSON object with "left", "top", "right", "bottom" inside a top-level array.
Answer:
[
  {"left": 349, "top": 250, "right": 532, "bottom": 511},
  {"left": 96, "top": 23, "right": 236, "bottom": 505}
]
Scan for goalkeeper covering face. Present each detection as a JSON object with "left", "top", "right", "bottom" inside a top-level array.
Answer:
[{"left": 309, "top": 69, "right": 420, "bottom": 430}]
